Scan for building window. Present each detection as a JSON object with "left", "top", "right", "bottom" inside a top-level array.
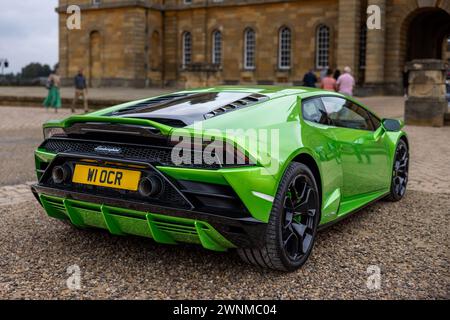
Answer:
[
  {"left": 244, "top": 28, "right": 256, "bottom": 70},
  {"left": 359, "top": 25, "right": 367, "bottom": 69},
  {"left": 278, "top": 27, "right": 291, "bottom": 69},
  {"left": 316, "top": 24, "right": 330, "bottom": 69},
  {"left": 212, "top": 30, "right": 222, "bottom": 65},
  {"left": 182, "top": 32, "right": 192, "bottom": 67}
]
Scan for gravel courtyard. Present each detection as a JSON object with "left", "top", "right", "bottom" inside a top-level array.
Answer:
[
  {"left": 0, "top": 191, "right": 448, "bottom": 299},
  {"left": 0, "top": 99, "right": 449, "bottom": 299}
]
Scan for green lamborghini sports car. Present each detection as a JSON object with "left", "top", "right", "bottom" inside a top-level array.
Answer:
[{"left": 32, "top": 86, "right": 409, "bottom": 271}]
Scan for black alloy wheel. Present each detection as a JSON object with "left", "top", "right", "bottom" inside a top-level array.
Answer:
[
  {"left": 282, "top": 174, "right": 318, "bottom": 261},
  {"left": 237, "top": 162, "right": 321, "bottom": 271}
]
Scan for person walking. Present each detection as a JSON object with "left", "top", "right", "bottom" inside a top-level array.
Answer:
[
  {"left": 320, "top": 69, "right": 337, "bottom": 91},
  {"left": 43, "top": 67, "right": 62, "bottom": 113},
  {"left": 71, "top": 68, "right": 89, "bottom": 113},
  {"left": 303, "top": 69, "right": 318, "bottom": 88},
  {"left": 336, "top": 66, "right": 355, "bottom": 96}
]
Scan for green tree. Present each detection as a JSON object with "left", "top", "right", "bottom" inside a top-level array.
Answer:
[{"left": 20, "top": 63, "right": 52, "bottom": 79}]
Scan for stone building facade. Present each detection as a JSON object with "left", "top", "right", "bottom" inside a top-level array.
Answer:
[{"left": 57, "top": 0, "right": 450, "bottom": 94}]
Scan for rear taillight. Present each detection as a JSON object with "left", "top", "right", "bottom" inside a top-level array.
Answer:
[{"left": 169, "top": 136, "right": 255, "bottom": 168}]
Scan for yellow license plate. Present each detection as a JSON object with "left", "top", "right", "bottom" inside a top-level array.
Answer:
[{"left": 72, "top": 164, "right": 141, "bottom": 191}]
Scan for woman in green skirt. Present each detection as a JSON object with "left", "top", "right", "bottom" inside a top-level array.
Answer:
[{"left": 43, "top": 67, "right": 62, "bottom": 113}]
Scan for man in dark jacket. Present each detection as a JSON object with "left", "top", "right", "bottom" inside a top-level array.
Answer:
[
  {"left": 71, "top": 68, "right": 88, "bottom": 113},
  {"left": 303, "top": 69, "right": 318, "bottom": 88}
]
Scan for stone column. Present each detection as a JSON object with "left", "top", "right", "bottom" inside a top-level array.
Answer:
[
  {"left": 337, "top": 0, "right": 361, "bottom": 79},
  {"left": 364, "top": 0, "right": 386, "bottom": 90},
  {"left": 163, "top": 11, "right": 178, "bottom": 86},
  {"left": 58, "top": 11, "right": 70, "bottom": 86},
  {"left": 405, "top": 59, "right": 448, "bottom": 127}
]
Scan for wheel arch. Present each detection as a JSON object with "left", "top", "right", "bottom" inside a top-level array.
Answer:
[
  {"left": 291, "top": 152, "right": 323, "bottom": 207},
  {"left": 390, "top": 133, "right": 409, "bottom": 164},
  {"left": 399, "top": 134, "right": 409, "bottom": 149}
]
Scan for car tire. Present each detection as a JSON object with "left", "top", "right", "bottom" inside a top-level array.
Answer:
[
  {"left": 385, "top": 139, "right": 409, "bottom": 202},
  {"left": 237, "top": 162, "right": 321, "bottom": 271}
]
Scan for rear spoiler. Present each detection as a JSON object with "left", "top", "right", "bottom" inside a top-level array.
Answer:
[{"left": 43, "top": 115, "right": 174, "bottom": 136}]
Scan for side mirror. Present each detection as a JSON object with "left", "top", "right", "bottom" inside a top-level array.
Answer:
[{"left": 382, "top": 119, "right": 402, "bottom": 132}]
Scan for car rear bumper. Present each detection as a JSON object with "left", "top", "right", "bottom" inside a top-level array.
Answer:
[{"left": 31, "top": 184, "right": 267, "bottom": 250}]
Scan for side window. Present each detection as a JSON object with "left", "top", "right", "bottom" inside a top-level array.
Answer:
[
  {"left": 302, "top": 98, "right": 329, "bottom": 125},
  {"left": 321, "top": 97, "right": 374, "bottom": 131}
]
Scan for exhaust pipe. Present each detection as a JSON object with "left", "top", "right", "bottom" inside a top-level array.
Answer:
[
  {"left": 52, "top": 165, "right": 71, "bottom": 184},
  {"left": 138, "top": 175, "right": 163, "bottom": 197}
]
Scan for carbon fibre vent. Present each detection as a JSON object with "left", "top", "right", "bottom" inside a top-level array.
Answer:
[{"left": 203, "top": 93, "right": 269, "bottom": 119}]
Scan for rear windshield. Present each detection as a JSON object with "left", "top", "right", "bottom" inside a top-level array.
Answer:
[{"left": 111, "top": 92, "right": 253, "bottom": 125}]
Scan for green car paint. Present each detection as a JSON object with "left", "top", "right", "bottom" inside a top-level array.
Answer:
[{"left": 34, "top": 86, "right": 407, "bottom": 251}]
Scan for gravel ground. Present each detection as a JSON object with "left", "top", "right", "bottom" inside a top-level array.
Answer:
[
  {"left": 0, "top": 191, "right": 448, "bottom": 299},
  {"left": 0, "top": 107, "right": 71, "bottom": 186},
  {"left": 0, "top": 127, "right": 43, "bottom": 186}
]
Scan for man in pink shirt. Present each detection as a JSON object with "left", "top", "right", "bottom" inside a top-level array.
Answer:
[{"left": 336, "top": 66, "right": 355, "bottom": 96}]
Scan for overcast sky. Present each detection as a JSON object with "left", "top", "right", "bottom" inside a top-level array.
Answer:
[{"left": 0, "top": 0, "right": 58, "bottom": 74}]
